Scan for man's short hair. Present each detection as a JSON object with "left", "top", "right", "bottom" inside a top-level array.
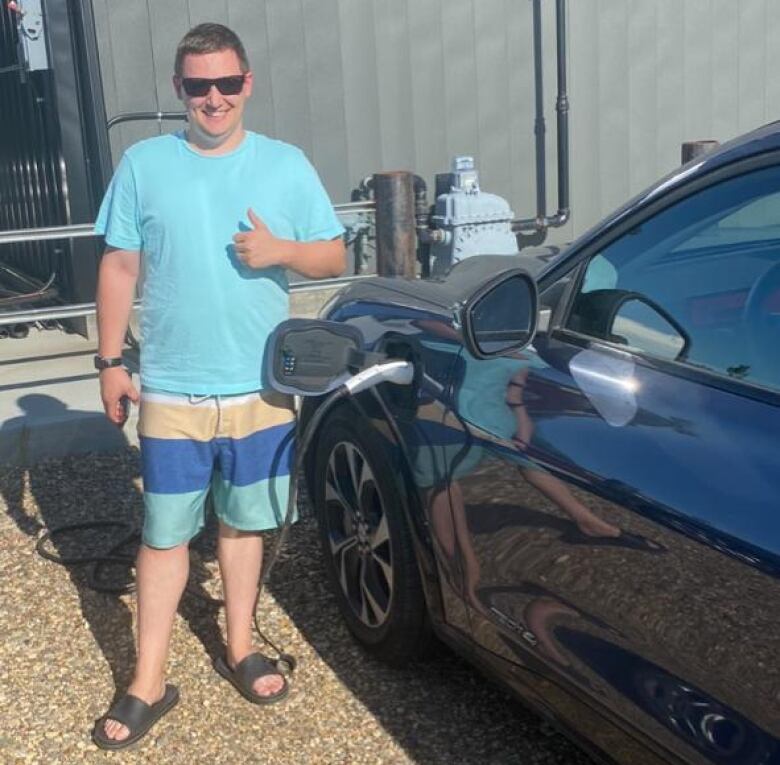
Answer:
[{"left": 174, "top": 23, "right": 250, "bottom": 76}]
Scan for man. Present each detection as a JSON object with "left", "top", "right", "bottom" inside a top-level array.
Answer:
[{"left": 92, "top": 23, "right": 345, "bottom": 749}]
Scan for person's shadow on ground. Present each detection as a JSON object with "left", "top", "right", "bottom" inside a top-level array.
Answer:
[
  {"left": 0, "top": 393, "right": 226, "bottom": 706},
  {"left": 0, "top": 394, "right": 140, "bottom": 700}
]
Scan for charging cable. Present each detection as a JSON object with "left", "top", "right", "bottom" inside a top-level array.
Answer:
[
  {"left": 36, "top": 359, "right": 415, "bottom": 676},
  {"left": 252, "top": 359, "right": 414, "bottom": 672}
]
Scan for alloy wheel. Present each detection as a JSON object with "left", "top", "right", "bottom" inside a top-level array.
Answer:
[{"left": 323, "top": 440, "right": 394, "bottom": 628}]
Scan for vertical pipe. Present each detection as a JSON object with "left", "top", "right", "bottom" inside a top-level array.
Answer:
[
  {"left": 373, "top": 171, "right": 416, "bottom": 279},
  {"left": 553, "top": 0, "right": 570, "bottom": 224},
  {"left": 531, "top": 0, "right": 547, "bottom": 224},
  {"left": 514, "top": 0, "right": 570, "bottom": 232},
  {"left": 412, "top": 174, "right": 430, "bottom": 278}
]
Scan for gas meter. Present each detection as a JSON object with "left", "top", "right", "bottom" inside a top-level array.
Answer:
[{"left": 430, "top": 156, "right": 518, "bottom": 275}]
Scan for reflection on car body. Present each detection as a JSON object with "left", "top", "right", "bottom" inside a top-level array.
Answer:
[{"left": 303, "top": 121, "right": 780, "bottom": 765}]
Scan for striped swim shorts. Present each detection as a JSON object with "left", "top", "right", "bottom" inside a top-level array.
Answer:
[{"left": 137, "top": 388, "right": 296, "bottom": 549}]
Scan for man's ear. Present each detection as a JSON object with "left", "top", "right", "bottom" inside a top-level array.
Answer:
[
  {"left": 243, "top": 70, "right": 254, "bottom": 98},
  {"left": 172, "top": 75, "right": 183, "bottom": 101}
]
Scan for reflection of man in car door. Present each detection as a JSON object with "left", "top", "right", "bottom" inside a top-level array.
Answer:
[
  {"left": 504, "top": 365, "right": 622, "bottom": 540},
  {"left": 426, "top": 337, "right": 661, "bottom": 611}
]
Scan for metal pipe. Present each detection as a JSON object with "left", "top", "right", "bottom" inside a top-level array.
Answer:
[
  {"left": 0, "top": 203, "right": 375, "bottom": 248},
  {"left": 334, "top": 200, "right": 376, "bottom": 212},
  {"left": 107, "top": 111, "right": 187, "bottom": 130},
  {"left": 0, "top": 287, "right": 58, "bottom": 307},
  {"left": 412, "top": 174, "right": 431, "bottom": 277},
  {"left": 373, "top": 171, "right": 417, "bottom": 278},
  {"left": 532, "top": 0, "right": 546, "bottom": 224},
  {"left": 0, "top": 300, "right": 136, "bottom": 325},
  {"left": 513, "top": 0, "right": 570, "bottom": 233},
  {"left": 0, "top": 275, "right": 372, "bottom": 326},
  {"left": 289, "top": 274, "right": 371, "bottom": 293},
  {"left": 0, "top": 223, "right": 95, "bottom": 245},
  {"left": 550, "top": 0, "right": 571, "bottom": 226}
]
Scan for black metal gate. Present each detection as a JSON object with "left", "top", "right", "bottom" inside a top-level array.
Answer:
[{"left": 0, "top": 0, "right": 111, "bottom": 321}]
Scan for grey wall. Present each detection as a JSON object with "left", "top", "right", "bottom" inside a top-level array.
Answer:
[{"left": 92, "top": 0, "right": 780, "bottom": 246}]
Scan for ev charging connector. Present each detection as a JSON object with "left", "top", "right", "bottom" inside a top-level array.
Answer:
[{"left": 256, "top": 319, "right": 414, "bottom": 673}]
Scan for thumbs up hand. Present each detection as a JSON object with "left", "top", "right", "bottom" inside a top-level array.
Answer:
[{"left": 233, "top": 208, "right": 284, "bottom": 270}]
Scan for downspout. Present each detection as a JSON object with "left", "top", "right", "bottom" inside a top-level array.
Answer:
[{"left": 513, "top": 0, "right": 570, "bottom": 235}]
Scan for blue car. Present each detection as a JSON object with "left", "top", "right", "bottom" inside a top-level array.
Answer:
[{"left": 301, "top": 122, "right": 780, "bottom": 765}]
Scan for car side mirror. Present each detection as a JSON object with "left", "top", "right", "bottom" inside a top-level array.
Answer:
[
  {"left": 572, "top": 289, "right": 689, "bottom": 361},
  {"left": 265, "top": 319, "right": 365, "bottom": 395},
  {"left": 461, "top": 269, "right": 538, "bottom": 359},
  {"left": 609, "top": 296, "right": 689, "bottom": 361}
]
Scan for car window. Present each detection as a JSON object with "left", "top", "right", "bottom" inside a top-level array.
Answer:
[
  {"left": 678, "top": 190, "right": 780, "bottom": 250},
  {"left": 566, "top": 164, "right": 780, "bottom": 393}
]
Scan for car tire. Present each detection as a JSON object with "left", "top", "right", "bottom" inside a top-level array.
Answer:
[{"left": 312, "top": 406, "right": 431, "bottom": 665}]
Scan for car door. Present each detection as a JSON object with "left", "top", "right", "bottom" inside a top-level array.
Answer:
[{"left": 448, "top": 159, "right": 780, "bottom": 764}]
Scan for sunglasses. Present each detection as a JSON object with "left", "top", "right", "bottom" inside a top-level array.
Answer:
[{"left": 180, "top": 74, "right": 246, "bottom": 97}]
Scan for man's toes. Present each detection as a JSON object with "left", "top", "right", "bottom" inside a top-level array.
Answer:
[
  {"left": 105, "top": 719, "right": 130, "bottom": 741},
  {"left": 253, "top": 674, "right": 284, "bottom": 697}
]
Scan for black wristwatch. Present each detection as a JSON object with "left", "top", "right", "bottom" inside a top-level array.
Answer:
[{"left": 93, "top": 354, "right": 124, "bottom": 370}]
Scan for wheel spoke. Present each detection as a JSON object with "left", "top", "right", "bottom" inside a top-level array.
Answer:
[
  {"left": 325, "top": 456, "right": 355, "bottom": 514},
  {"left": 330, "top": 533, "right": 357, "bottom": 558},
  {"left": 371, "top": 550, "right": 393, "bottom": 591},
  {"left": 356, "top": 458, "right": 373, "bottom": 509},
  {"left": 360, "top": 564, "right": 386, "bottom": 624},
  {"left": 338, "top": 540, "right": 358, "bottom": 596},
  {"left": 324, "top": 468, "right": 343, "bottom": 505},
  {"left": 370, "top": 513, "right": 389, "bottom": 550},
  {"left": 356, "top": 558, "right": 372, "bottom": 623},
  {"left": 346, "top": 445, "right": 363, "bottom": 502}
]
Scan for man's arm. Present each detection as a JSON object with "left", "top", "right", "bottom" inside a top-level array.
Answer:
[
  {"left": 96, "top": 246, "right": 141, "bottom": 425},
  {"left": 233, "top": 209, "right": 346, "bottom": 278},
  {"left": 275, "top": 237, "right": 346, "bottom": 279}
]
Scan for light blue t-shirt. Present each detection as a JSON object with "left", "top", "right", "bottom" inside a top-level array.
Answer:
[{"left": 95, "top": 131, "right": 344, "bottom": 394}]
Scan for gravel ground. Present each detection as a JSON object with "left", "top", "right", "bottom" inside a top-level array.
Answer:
[{"left": 0, "top": 448, "right": 595, "bottom": 764}]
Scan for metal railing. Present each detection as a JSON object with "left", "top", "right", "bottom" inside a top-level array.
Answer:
[
  {"left": 0, "top": 201, "right": 376, "bottom": 327},
  {"left": 0, "top": 223, "right": 96, "bottom": 246}
]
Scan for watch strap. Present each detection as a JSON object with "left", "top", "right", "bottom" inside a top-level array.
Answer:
[{"left": 94, "top": 355, "right": 124, "bottom": 370}]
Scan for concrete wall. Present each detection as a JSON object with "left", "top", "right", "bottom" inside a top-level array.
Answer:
[{"left": 92, "top": 0, "right": 780, "bottom": 246}]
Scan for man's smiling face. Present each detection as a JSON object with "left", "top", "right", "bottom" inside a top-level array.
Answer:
[{"left": 175, "top": 48, "right": 253, "bottom": 153}]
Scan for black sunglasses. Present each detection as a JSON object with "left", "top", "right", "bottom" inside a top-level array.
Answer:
[{"left": 181, "top": 74, "right": 245, "bottom": 97}]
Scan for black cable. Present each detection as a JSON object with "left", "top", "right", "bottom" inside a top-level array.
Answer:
[
  {"left": 35, "top": 383, "right": 352, "bottom": 677},
  {"left": 251, "top": 385, "right": 351, "bottom": 672},
  {"left": 36, "top": 520, "right": 140, "bottom": 595},
  {"left": 36, "top": 520, "right": 226, "bottom": 601},
  {"left": 36, "top": 519, "right": 135, "bottom": 567}
]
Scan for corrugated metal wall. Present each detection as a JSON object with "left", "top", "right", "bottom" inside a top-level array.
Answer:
[{"left": 92, "top": 0, "right": 780, "bottom": 246}]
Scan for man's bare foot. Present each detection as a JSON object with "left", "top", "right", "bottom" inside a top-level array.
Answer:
[
  {"left": 102, "top": 680, "right": 166, "bottom": 741},
  {"left": 575, "top": 515, "right": 621, "bottom": 539},
  {"left": 227, "top": 647, "right": 285, "bottom": 697}
]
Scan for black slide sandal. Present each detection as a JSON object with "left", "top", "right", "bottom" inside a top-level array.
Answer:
[
  {"left": 214, "top": 653, "right": 289, "bottom": 706},
  {"left": 92, "top": 684, "right": 179, "bottom": 751}
]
